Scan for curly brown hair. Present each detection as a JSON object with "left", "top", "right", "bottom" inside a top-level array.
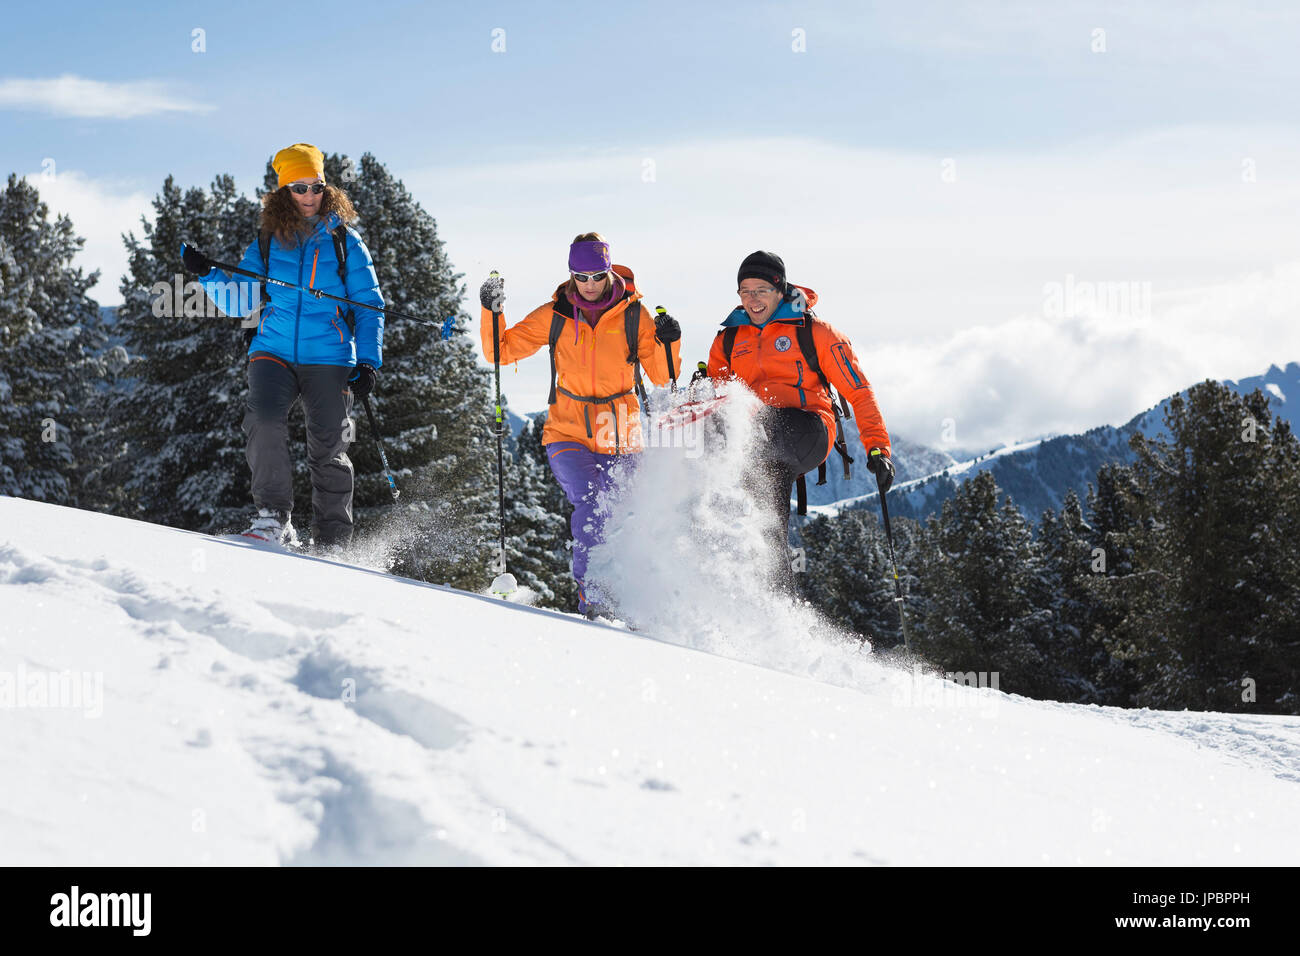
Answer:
[{"left": 260, "top": 184, "right": 358, "bottom": 247}]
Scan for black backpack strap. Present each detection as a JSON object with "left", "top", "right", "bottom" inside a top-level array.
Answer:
[
  {"left": 796, "top": 474, "right": 808, "bottom": 516},
  {"left": 546, "top": 311, "right": 566, "bottom": 406},
  {"left": 331, "top": 226, "right": 349, "bottom": 283},
  {"left": 722, "top": 325, "right": 739, "bottom": 366},
  {"left": 331, "top": 225, "right": 356, "bottom": 335},
  {"left": 624, "top": 301, "right": 648, "bottom": 409},
  {"left": 794, "top": 317, "right": 831, "bottom": 393},
  {"left": 795, "top": 315, "right": 855, "bottom": 478},
  {"left": 245, "top": 228, "right": 274, "bottom": 349},
  {"left": 257, "top": 228, "right": 272, "bottom": 305}
]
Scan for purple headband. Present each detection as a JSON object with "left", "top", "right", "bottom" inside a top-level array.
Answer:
[{"left": 568, "top": 240, "right": 611, "bottom": 274}]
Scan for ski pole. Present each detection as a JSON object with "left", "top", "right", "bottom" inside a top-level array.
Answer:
[
  {"left": 488, "top": 272, "right": 516, "bottom": 596},
  {"left": 359, "top": 393, "right": 400, "bottom": 500},
  {"left": 876, "top": 469, "right": 912, "bottom": 653},
  {"left": 182, "top": 242, "right": 447, "bottom": 330}
]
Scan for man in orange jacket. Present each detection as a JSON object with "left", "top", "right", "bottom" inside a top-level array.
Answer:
[
  {"left": 708, "top": 250, "right": 893, "bottom": 593},
  {"left": 480, "top": 233, "right": 681, "bottom": 617}
]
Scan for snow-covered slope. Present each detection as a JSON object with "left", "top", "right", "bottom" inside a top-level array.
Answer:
[{"left": 2, "top": 495, "right": 1297, "bottom": 865}]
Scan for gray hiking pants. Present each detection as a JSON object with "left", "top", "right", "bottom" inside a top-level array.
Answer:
[
  {"left": 750, "top": 406, "right": 829, "bottom": 595},
  {"left": 244, "top": 352, "right": 355, "bottom": 545}
]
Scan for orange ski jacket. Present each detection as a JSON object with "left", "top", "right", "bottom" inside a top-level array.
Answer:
[
  {"left": 480, "top": 266, "right": 681, "bottom": 454},
  {"left": 707, "top": 286, "right": 891, "bottom": 463}
]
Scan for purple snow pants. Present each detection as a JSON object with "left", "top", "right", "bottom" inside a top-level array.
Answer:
[{"left": 546, "top": 441, "right": 635, "bottom": 613}]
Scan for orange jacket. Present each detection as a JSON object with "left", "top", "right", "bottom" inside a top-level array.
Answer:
[
  {"left": 707, "top": 286, "right": 891, "bottom": 463},
  {"left": 480, "top": 266, "right": 681, "bottom": 454}
]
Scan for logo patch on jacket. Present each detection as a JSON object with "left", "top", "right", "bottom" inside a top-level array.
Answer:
[{"left": 774, "top": 335, "right": 792, "bottom": 352}]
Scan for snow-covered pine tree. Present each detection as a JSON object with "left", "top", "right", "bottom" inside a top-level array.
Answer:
[
  {"left": 0, "top": 174, "right": 106, "bottom": 505},
  {"left": 256, "top": 153, "right": 497, "bottom": 588},
  {"left": 513, "top": 414, "right": 578, "bottom": 609},
  {"left": 1032, "top": 489, "right": 1125, "bottom": 703},
  {"left": 794, "top": 509, "right": 923, "bottom": 647},
  {"left": 915, "top": 470, "right": 1056, "bottom": 696},
  {"left": 1081, "top": 462, "right": 1143, "bottom": 705},
  {"left": 1112, "top": 382, "right": 1300, "bottom": 713},
  {"left": 492, "top": 412, "right": 572, "bottom": 606},
  {"left": 95, "top": 175, "right": 257, "bottom": 531}
]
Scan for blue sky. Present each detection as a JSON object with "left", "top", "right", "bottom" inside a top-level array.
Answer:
[{"left": 4, "top": 0, "right": 1300, "bottom": 448}]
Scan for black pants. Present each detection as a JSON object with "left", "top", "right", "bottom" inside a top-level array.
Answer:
[
  {"left": 749, "top": 406, "right": 828, "bottom": 594},
  {"left": 243, "top": 353, "right": 355, "bottom": 545}
]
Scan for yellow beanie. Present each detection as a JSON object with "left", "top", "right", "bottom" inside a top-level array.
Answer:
[{"left": 273, "top": 143, "right": 325, "bottom": 188}]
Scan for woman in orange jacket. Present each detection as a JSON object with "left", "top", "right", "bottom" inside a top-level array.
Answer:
[
  {"left": 479, "top": 233, "right": 681, "bottom": 617},
  {"left": 708, "top": 250, "right": 894, "bottom": 594}
]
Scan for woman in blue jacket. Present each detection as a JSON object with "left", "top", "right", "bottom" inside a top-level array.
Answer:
[{"left": 182, "top": 143, "right": 385, "bottom": 548}]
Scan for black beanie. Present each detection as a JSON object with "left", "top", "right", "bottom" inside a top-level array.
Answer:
[{"left": 737, "top": 250, "right": 785, "bottom": 290}]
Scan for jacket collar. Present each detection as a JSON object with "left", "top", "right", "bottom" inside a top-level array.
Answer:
[
  {"left": 721, "top": 297, "right": 805, "bottom": 329},
  {"left": 553, "top": 279, "right": 634, "bottom": 320},
  {"left": 301, "top": 211, "right": 342, "bottom": 243}
]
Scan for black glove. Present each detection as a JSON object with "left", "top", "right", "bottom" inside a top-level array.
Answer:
[
  {"left": 653, "top": 306, "right": 680, "bottom": 343},
  {"left": 479, "top": 272, "right": 505, "bottom": 313},
  {"left": 867, "top": 448, "right": 894, "bottom": 493},
  {"left": 181, "top": 243, "right": 212, "bottom": 276},
  {"left": 348, "top": 363, "right": 377, "bottom": 400}
]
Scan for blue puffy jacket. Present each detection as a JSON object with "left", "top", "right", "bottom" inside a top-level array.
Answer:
[{"left": 198, "top": 211, "right": 384, "bottom": 367}]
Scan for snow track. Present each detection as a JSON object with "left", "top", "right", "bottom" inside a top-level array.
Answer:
[{"left": 2, "top": 496, "right": 1299, "bottom": 865}]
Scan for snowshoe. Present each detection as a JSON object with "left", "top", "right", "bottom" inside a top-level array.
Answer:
[
  {"left": 240, "top": 508, "right": 300, "bottom": 548},
  {"left": 584, "top": 604, "right": 637, "bottom": 631}
]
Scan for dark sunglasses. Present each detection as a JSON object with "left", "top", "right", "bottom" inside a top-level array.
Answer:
[
  {"left": 572, "top": 271, "right": 609, "bottom": 283},
  {"left": 288, "top": 183, "right": 326, "bottom": 195}
]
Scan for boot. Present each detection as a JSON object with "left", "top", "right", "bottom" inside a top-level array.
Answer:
[{"left": 241, "top": 508, "right": 299, "bottom": 547}]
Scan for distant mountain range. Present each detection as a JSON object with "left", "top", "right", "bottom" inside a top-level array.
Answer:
[{"left": 811, "top": 361, "right": 1300, "bottom": 525}]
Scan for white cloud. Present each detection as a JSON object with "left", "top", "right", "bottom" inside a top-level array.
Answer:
[
  {"left": 0, "top": 75, "right": 212, "bottom": 119},
  {"left": 23, "top": 169, "right": 153, "bottom": 302},
  {"left": 872, "top": 261, "right": 1300, "bottom": 450},
  {"left": 401, "top": 126, "right": 1300, "bottom": 448}
]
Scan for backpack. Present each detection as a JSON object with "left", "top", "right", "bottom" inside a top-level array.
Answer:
[
  {"left": 246, "top": 225, "right": 352, "bottom": 345},
  {"left": 544, "top": 265, "right": 648, "bottom": 453},
  {"left": 720, "top": 313, "right": 855, "bottom": 515}
]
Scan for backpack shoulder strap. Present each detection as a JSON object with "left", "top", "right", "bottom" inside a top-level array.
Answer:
[
  {"left": 797, "top": 314, "right": 852, "bottom": 418},
  {"left": 794, "top": 316, "right": 831, "bottom": 393},
  {"left": 624, "top": 301, "right": 649, "bottom": 407},
  {"left": 331, "top": 225, "right": 349, "bottom": 286},
  {"left": 546, "top": 310, "right": 567, "bottom": 406},
  {"left": 329, "top": 225, "right": 357, "bottom": 334},
  {"left": 257, "top": 228, "right": 273, "bottom": 304},
  {"left": 796, "top": 314, "right": 855, "bottom": 481},
  {"left": 722, "top": 325, "right": 739, "bottom": 365}
]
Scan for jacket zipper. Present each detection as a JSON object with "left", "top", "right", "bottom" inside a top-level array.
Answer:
[{"left": 795, "top": 359, "right": 807, "bottom": 408}]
